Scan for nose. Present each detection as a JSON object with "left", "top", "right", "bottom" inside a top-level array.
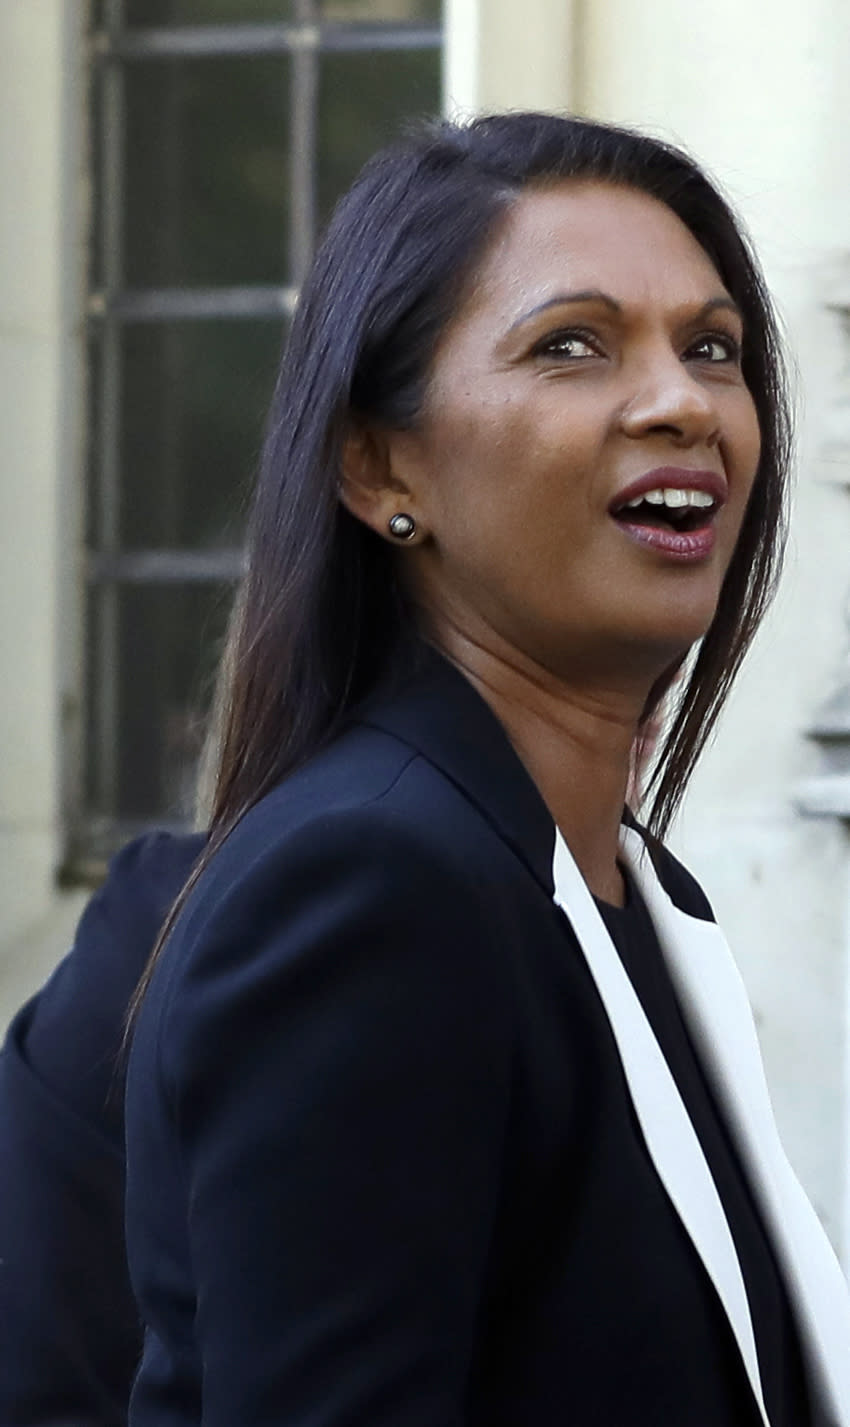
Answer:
[{"left": 619, "top": 348, "right": 721, "bottom": 448}]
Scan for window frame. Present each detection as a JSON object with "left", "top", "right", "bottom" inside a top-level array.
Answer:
[{"left": 71, "top": 0, "right": 442, "bottom": 879}]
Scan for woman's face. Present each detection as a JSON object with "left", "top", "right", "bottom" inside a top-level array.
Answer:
[{"left": 385, "top": 180, "right": 762, "bottom": 688}]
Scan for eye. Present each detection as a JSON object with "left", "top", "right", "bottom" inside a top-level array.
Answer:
[
  {"left": 685, "top": 331, "right": 742, "bottom": 364},
  {"left": 531, "top": 328, "right": 601, "bottom": 360}
]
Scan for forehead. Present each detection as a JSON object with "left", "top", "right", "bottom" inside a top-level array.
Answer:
[{"left": 462, "top": 180, "right": 730, "bottom": 327}]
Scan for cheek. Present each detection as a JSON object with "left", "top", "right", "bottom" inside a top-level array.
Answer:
[
  {"left": 735, "top": 394, "right": 762, "bottom": 484},
  {"left": 421, "top": 398, "right": 541, "bottom": 521}
]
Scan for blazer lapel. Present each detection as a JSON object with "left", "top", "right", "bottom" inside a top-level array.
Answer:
[
  {"left": 552, "top": 829, "right": 770, "bottom": 1426},
  {"left": 620, "top": 825, "right": 850, "bottom": 1427},
  {"left": 359, "top": 646, "right": 557, "bottom": 897}
]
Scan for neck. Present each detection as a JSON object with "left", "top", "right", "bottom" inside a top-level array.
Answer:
[{"left": 431, "top": 624, "right": 653, "bottom": 906}]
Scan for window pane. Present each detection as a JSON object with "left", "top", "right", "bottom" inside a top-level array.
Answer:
[
  {"left": 114, "top": 1, "right": 440, "bottom": 25},
  {"left": 321, "top": 0, "right": 440, "bottom": 18},
  {"left": 123, "top": 1, "right": 295, "bottom": 23},
  {"left": 86, "top": 582, "right": 234, "bottom": 823},
  {"left": 88, "top": 320, "right": 285, "bottom": 551},
  {"left": 317, "top": 46, "right": 441, "bottom": 227},
  {"left": 120, "top": 57, "right": 292, "bottom": 287}
]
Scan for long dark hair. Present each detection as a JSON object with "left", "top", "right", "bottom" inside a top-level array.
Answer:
[{"left": 135, "top": 112, "right": 791, "bottom": 1009}]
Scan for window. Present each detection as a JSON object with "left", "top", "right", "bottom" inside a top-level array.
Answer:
[{"left": 79, "top": 0, "right": 442, "bottom": 867}]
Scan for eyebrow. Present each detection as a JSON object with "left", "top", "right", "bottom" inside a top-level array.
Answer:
[{"left": 507, "top": 289, "right": 743, "bottom": 332}]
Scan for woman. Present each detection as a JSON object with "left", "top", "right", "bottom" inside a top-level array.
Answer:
[{"left": 124, "top": 113, "right": 850, "bottom": 1426}]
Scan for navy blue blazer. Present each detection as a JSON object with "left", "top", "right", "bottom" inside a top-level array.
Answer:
[
  {"left": 0, "top": 831, "right": 202, "bottom": 1427},
  {"left": 124, "top": 648, "right": 795, "bottom": 1427}
]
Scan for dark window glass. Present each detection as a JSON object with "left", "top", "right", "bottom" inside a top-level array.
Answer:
[
  {"left": 88, "top": 320, "right": 284, "bottom": 551},
  {"left": 317, "top": 47, "right": 441, "bottom": 226},
  {"left": 320, "top": 0, "right": 441, "bottom": 18},
  {"left": 99, "top": 0, "right": 440, "bottom": 25},
  {"left": 122, "top": 59, "right": 292, "bottom": 289},
  {"left": 85, "top": 581, "right": 234, "bottom": 826},
  {"left": 124, "top": 0, "right": 295, "bottom": 23}
]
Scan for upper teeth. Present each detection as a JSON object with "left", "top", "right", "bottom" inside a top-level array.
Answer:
[{"left": 624, "top": 488, "right": 715, "bottom": 510}]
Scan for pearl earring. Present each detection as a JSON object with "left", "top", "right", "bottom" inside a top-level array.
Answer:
[{"left": 388, "top": 512, "right": 416, "bottom": 540}]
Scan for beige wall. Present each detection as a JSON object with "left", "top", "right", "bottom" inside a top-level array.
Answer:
[
  {"left": 0, "top": 1, "right": 86, "bottom": 1015},
  {"left": 444, "top": 0, "right": 577, "bottom": 114}
]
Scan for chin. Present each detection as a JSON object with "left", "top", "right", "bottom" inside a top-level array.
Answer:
[
  {"left": 636, "top": 581, "right": 723, "bottom": 649},
  {"left": 606, "top": 603, "right": 718, "bottom": 680}
]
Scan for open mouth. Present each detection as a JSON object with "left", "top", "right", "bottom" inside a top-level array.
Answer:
[{"left": 611, "top": 488, "right": 719, "bottom": 534}]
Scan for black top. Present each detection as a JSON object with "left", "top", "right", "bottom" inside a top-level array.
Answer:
[
  {"left": 597, "top": 869, "right": 811, "bottom": 1427},
  {"left": 124, "top": 649, "right": 811, "bottom": 1426}
]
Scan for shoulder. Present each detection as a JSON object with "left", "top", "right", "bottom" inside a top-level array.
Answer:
[
  {"left": 44, "top": 828, "right": 203, "bottom": 1007},
  {"left": 171, "top": 790, "right": 500, "bottom": 996},
  {"left": 178, "top": 724, "right": 505, "bottom": 948},
  {"left": 4, "top": 830, "right": 204, "bottom": 1141},
  {"left": 96, "top": 828, "right": 204, "bottom": 928}
]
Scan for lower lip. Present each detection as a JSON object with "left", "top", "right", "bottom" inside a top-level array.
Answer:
[{"left": 613, "top": 517, "right": 717, "bottom": 562}]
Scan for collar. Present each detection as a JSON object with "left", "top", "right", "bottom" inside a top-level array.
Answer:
[{"left": 356, "top": 642, "right": 558, "bottom": 898}]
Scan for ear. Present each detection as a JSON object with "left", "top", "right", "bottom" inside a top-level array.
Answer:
[{"left": 339, "top": 423, "right": 426, "bottom": 544}]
